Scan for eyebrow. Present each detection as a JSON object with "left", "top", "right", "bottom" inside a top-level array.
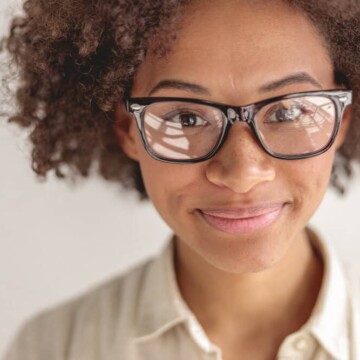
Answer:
[
  {"left": 259, "top": 72, "right": 322, "bottom": 92},
  {"left": 149, "top": 80, "right": 211, "bottom": 96},
  {"left": 148, "top": 72, "right": 322, "bottom": 96}
]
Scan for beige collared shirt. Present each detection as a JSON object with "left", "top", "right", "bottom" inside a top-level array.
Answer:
[{"left": 3, "top": 231, "right": 360, "bottom": 360}]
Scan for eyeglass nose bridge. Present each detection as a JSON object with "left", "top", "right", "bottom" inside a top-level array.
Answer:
[{"left": 226, "top": 106, "right": 253, "bottom": 125}]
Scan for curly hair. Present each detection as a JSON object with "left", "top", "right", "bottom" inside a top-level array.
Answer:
[{"left": 2, "top": 0, "right": 360, "bottom": 198}]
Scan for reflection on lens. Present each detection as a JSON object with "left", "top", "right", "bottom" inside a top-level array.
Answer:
[
  {"left": 256, "top": 96, "right": 336, "bottom": 155},
  {"left": 143, "top": 102, "right": 225, "bottom": 160}
]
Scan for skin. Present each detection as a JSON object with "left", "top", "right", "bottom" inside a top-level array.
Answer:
[{"left": 115, "top": 0, "right": 351, "bottom": 358}]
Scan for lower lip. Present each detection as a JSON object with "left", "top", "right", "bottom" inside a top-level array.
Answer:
[{"left": 198, "top": 206, "right": 284, "bottom": 234}]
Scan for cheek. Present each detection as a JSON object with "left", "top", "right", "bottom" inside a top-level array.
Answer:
[
  {"left": 135, "top": 138, "right": 203, "bottom": 219},
  {"left": 141, "top": 161, "right": 201, "bottom": 232},
  {"left": 286, "top": 148, "right": 335, "bottom": 216},
  {"left": 306, "top": 151, "right": 334, "bottom": 188}
]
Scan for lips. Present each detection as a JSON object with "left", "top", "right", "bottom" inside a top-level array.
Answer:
[{"left": 198, "top": 203, "right": 285, "bottom": 234}]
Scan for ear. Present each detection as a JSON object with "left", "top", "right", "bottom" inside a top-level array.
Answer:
[
  {"left": 114, "top": 103, "right": 140, "bottom": 161},
  {"left": 335, "top": 106, "right": 352, "bottom": 149}
]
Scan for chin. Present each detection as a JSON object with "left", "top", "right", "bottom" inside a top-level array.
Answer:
[{"left": 196, "top": 232, "right": 291, "bottom": 274}]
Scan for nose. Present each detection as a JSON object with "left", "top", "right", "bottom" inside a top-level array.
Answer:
[{"left": 205, "top": 123, "right": 276, "bottom": 194}]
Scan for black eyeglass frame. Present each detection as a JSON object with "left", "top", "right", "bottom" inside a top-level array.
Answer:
[{"left": 125, "top": 89, "right": 352, "bottom": 164}]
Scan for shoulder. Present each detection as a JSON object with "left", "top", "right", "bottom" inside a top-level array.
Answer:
[{"left": 2, "top": 257, "right": 154, "bottom": 360}]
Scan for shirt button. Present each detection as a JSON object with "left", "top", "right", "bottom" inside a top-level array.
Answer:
[{"left": 293, "top": 337, "right": 308, "bottom": 352}]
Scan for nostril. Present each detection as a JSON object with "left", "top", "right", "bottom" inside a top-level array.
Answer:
[{"left": 205, "top": 156, "right": 276, "bottom": 194}]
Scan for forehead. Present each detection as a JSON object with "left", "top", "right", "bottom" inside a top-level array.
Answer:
[{"left": 132, "top": 0, "right": 334, "bottom": 102}]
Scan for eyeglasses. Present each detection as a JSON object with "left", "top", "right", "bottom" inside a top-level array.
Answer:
[{"left": 125, "top": 90, "right": 352, "bottom": 163}]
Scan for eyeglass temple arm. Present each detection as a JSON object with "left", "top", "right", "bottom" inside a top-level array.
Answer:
[{"left": 339, "top": 91, "right": 352, "bottom": 108}]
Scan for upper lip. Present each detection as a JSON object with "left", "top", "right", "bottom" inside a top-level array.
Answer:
[{"left": 198, "top": 203, "right": 286, "bottom": 219}]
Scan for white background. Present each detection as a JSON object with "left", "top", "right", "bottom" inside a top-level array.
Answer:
[{"left": 0, "top": 0, "right": 360, "bottom": 356}]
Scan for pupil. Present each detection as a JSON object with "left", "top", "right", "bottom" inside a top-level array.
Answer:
[
  {"left": 181, "top": 114, "right": 196, "bottom": 126},
  {"left": 277, "top": 105, "right": 301, "bottom": 121}
]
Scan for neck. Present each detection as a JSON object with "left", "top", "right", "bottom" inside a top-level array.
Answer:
[{"left": 174, "top": 229, "right": 324, "bottom": 339}]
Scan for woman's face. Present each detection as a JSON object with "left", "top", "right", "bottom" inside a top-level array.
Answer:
[{"left": 117, "top": 0, "right": 349, "bottom": 273}]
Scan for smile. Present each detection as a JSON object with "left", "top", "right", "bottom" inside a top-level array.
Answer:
[{"left": 198, "top": 204, "right": 285, "bottom": 234}]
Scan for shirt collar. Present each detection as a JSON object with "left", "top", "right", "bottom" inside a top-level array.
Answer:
[
  {"left": 133, "top": 238, "right": 219, "bottom": 353},
  {"left": 133, "top": 237, "right": 187, "bottom": 341},
  {"left": 302, "top": 228, "right": 350, "bottom": 359},
  {"left": 133, "top": 230, "right": 351, "bottom": 359}
]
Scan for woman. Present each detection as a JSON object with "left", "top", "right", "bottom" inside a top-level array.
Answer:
[{"left": 2, "top": 0, "right": 360, "bottom": 359}]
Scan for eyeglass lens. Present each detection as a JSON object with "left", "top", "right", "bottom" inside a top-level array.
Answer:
[{"left": 141, "top": 96, "right": 336, "bottom": 161}]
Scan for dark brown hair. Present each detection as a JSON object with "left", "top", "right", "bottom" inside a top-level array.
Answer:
[{"left": 2, "top": 0, "right": 360, "bottom": 198}]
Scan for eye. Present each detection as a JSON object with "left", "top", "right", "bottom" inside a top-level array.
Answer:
[
  {"left": 163, "top": 110, "right": 208, "bottom": 127},
  {"left": 264, "top": 101, "right": 312, "bottom": 123}
]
